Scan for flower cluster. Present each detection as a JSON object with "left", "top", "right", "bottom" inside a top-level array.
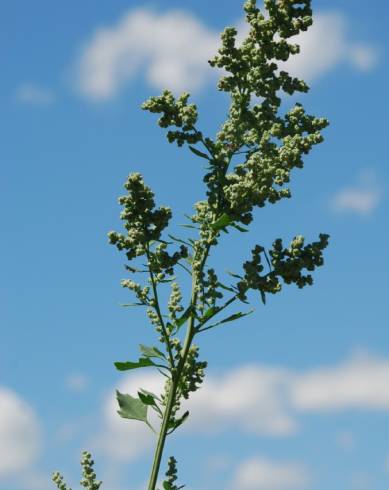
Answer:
[
  {"left": 142, "top": 90, "right": 202, "bottom": 147},
  {"left": 52, "top": 452, "right": 101, "bottom": 490},
  {"left": 237, "top": 233, "right": 329, "bottom": 301},
  {"left": 52, "top": 473, "right": 70, "bottom": 490},
  {"left": 271, "top": 233, "right": 329, "bottom": 287},
  {"left": 179, "top": 345, "right": 207, "bottom": 400},
  {"left": 148, "top": 242, "right": 188, "bottom": 276},
  {"left": 161, "top": 343, "right": 207, "bottom": 426},
  {"left": 168, "top": 283, "right": 184, "bottom": 322},
  {"left": 221, "top": 104, "right": 328, "bottom": 225},
  {"left": 198, "top": 268, "right": 223, "bottom": 312},
  {"left": 210, "top": 0, "right": 313, "bottom": 98},
  {"left": 80, "top": 452, "right": 102, "bottom": 490},
  {"left": 200, "top": 0, "right": 329, "bottom": 225},
  {"left": 160, "top": 456, "right": 184, "bottom": 490},
  {"left": 108, "top": 173, "right": 171, "bottom": 261}
]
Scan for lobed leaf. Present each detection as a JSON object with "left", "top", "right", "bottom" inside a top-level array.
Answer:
[
  {"left": 140, "top": 344, "right": 166, "bottom": 360},
  {"left": 114, "top": 357, "right": 155, "bottom": 371},
  {"left": 116, "top": 391, "right": 148, "bottom": 423}
]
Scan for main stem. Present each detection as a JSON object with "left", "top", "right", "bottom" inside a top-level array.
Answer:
[{"left": 147, "top": 243, "right": 211, "bottom": 490}]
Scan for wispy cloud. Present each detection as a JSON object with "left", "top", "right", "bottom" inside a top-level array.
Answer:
[
  {"left": 0, "top": 387, "right": 42, "bottom": 477},
  {"left": 65, "top": 372, "right": 89, "bottom": 392},
  {"left": 330, "top": 170, "right": 383, "bottom": 216},
  {"left": 16, "top": 83, "right": 55, "bottom": 105},
  {"left": 232, "top": 456, "right": 310, "bottom": 490},
  {"left": 75, "top": 8, "right": 378, "bottom": 101}
]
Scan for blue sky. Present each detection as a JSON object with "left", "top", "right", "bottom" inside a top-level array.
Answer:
[{"left": 1, "top": 1, "right": 388, "bottom": 489}]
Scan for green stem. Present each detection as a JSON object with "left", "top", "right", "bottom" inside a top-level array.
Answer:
[
  {"left": 147, "top": 243, "right": 212, "bottom": 490},
  {"left": 146, "top": 373, "right": 178, "bottom": 490},
  {"left": 146, "top": 246, "right": 175, "bottom": 368},
  {"left": 146, "top": 298, "right": 197, "bottom": 490}
]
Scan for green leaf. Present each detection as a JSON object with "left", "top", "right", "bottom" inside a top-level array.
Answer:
[
  {"left": 260, "top": 290, "right": 266, "bottom": 305},
  {"left": 188, "top": 145, "right": 210, "bottom": 160},
  {"left": 125, "top": 265, "right": 148, "bottom": 273},
  {"left": 184, "top": 254, "right": 193, "bottom": 265},
  {"left": 217, "top": 282, "right": 236, "bottom": 293},
  {"left": 139, "top": 388, "right": 161, "bottom": 402},
  {"left": 114, "top": 357, "right": 155, "bottom": 371},
  {"left": 168, "top": 410, "right": 189, "bottom": 432},
  {"left": 231, "top": 223, "right": 249, "bottom": 232},
  {"left": 217, "top": 309, "right": 254, "bottom": 325},
  {"left": 175, "top": 305, "right": 193, "bottom": 328},
  {"left": 120, "top": 303, "right": 145, "bottom": 307},
  {"left": 184, "top": 214, "right": 197, "bottom": 223},
  {"left": 226, "top": 270, "right": 243, "bottom": 279},
  {"left": 138, "top": 390, "right": 157, "bottom": 407},
  {"left": 210, "top": 213, "right": 232, "bottom": 231},
  {"left": 116, "top": 391, "right": 148, "bottom": 422},
  {"left": 168, "top": 234, "right": 193, "bottom": 248},
  {"left": 179, "top": 223, "right": 198, "bottom": 229},
  {"left": 200, "top": 309, "right": 254, "bottom": 332},
  {"left": 202, "top": 306, "right": 218, "bottom": 321},
  {"left": 139, "top": 344, "right": 166, "bottom": 359}
]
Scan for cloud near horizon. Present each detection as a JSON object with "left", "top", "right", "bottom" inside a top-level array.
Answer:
[
  {"left": 90, "top": 350, "right": 389, "bottom": 463},
  {"left": 75, "top": 7, "right": 379, "bottom": 101},
  {"left": 0, "top": 387, "right": 42, "bottom": 478},
  {"left": 232, "top": 455, "right": 310, "bottom": 490}
]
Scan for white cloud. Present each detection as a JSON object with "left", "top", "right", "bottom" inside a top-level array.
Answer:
[
  {"left": 331, "top": 170, "right": 383, "bottom": 216},
  {"left": 282, "top": 12, "right": 379, "bottom": 82},
  {"left": 232, "top": 456, "right": 310, "bottom": 490},
  {"left": 90, "top": 372, "right": 162, "bottom": 462},
  {"left": 290, "top": 351, "right": 389, "bottom": 411},
  {"left": 91, "top": 350, "right": 389, "bottom": 462},
  {"left": 331, "top": 188, "right": 381, "bottom": 215},
  {"left": 75, "top": 8, "right": 219, "bottom": 100},
  {"left": 16, "top": 83, "right": 55, "bottom": 105},
  {"left": 18, "top": 471, "right": 52, "bottom": 490},
  {"left": 75, "top": 7, "right": 378, "bottom": 101},
  {"left": 0, "top": 387, "right": 42, "bottom": 477},
  {"left": 65, "top": 372, "right": 89, "bottom": 392},
  {"left": 185, "top": 365, "right": 296, "bottom": 436}
]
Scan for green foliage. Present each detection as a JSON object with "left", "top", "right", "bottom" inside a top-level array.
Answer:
[{"left": 53, "top": 2, "right": 330, "bottom": 489}]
